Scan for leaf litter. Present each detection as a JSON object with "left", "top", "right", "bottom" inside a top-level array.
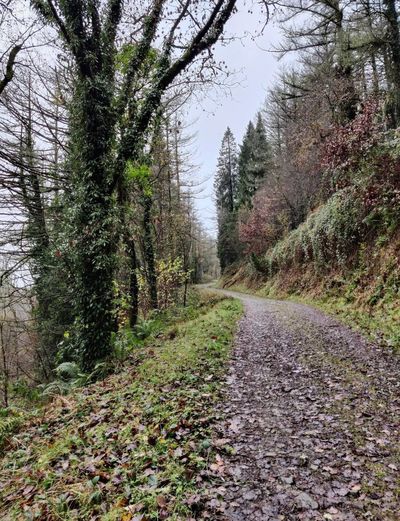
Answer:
[{"left": 202, "top": 292, "right": 400, "bottom": 521}]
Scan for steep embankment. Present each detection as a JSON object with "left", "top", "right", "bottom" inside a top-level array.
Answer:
[{"left": 223, "top": 180, "right": 400, "bottom": 350}]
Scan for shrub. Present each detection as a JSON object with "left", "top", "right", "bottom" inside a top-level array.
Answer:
[
  {"left": 0, "top": 407, "right": 25, "bottom": 449},
  {"left": 263, "top": 187, "right": 364, "bottom": 275},
  {"left": 138, "top": 257, "right": 190, "bottom": 315},
  {"left": 321, "top": 98, "right": 382, "bottom": 178}
]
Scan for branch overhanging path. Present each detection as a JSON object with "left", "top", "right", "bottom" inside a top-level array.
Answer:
[{"left": 204, "top": 289, "right": 400, "bottom": 520}]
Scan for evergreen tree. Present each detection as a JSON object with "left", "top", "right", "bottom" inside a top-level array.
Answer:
[
  {"left": 237, "top": 121, "right": 255, "bottom": 206},
  {"left": 237, "top": 113, "right": 271, "bottom": 206},
  {"left": 215, "top": 128, "right": 238, "bottom": 212},
  {"left": 214, "top": 128, "right": 241, "bottom": 271}
]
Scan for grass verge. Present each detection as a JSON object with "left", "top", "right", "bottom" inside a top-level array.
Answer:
[
  {"left": 221, "top": 279, "right": 399, "bottom": 352},
  {"left": 290, "top": 293, "right": 399, "bottom": 351},
  {"left": 0, "top": 293, "right": 242, "bottom": 520}
]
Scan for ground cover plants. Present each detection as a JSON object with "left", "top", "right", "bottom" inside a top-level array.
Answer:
[{"left": 0, "top": 292, "right": 242, "bottom": 520}]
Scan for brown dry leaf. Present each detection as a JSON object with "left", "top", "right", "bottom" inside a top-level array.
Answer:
[
  {"left": 156, "top": 495, "right": 167, "bottom": 508},
  {"left": 173, "top": 447, "right": 183, "bottom": 458},
  {"left": 228, "top": 418, "right": 241, "bottom": 433},
  {"left": 22, "top": 485, "right": 35, "bottom": 496},
  {"left": 350, "top": 484, "right": 362, "bottom": 494},
  {"left": 210, "top": 454, "right": 225, "bottom": 475},
  {"left": 125, "top": 503, "right": 144, "bottom": 513}
]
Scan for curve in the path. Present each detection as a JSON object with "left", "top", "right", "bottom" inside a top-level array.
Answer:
[{"left": 205, "top": 289, "right": 400, "bottom": 521}]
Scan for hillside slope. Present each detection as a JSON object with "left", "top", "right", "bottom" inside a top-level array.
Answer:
[
  {"left": 0, "top": 295, "right": 242, "bottom": 521},
  {"left": 222, "top": 174, "right": 400, "bottom": 350}
]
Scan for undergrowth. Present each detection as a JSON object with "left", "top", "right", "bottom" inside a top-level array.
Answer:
[
  {"left": 0, "top": 290, "right": 226, "bottom": 448},
  {"left": 223, "top": 145, "right": 400, "bottom": 351},
  {"left": 251, "top": 143, "right": 400, "bottom": 283},
  {"left": 0, "top": 292, "right": 242, "bottom": 520}
]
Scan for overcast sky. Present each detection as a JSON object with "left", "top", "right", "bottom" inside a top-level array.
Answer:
[{"left": 187, "top": 4, "right": 284, "bottom": 236}]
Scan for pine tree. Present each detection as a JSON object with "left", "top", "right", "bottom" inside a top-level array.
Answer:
[
  {"left": 251, "top": 113, "right": 271, "bottom": 184},
  {"left": 215, "top": 128, "right": 238, "bottom": 212},
  {"left": 214, "top": 128, "right": 241, "bottom": 271},
  {"left": 237, "top": 113, "right": 271, "bottom": 207},
  {"left": 237, "top": 121, "right": 255, "bottom": 207}
]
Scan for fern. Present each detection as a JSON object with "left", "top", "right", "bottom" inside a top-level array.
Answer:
[
  {"left": 40, "top": 362, "right": 88, "bottom": 397},
  {"left": 40, "top": 381, "right": 71, "bottom": 397},
  {"left": 0, "top": 409, "right": 23, "bottom": 449},
  {"left": 134, "top": 319, "right": 157, "bottom": 340},
  {"left": 55, "top": 362, "right": 80, "bottom": 381}
]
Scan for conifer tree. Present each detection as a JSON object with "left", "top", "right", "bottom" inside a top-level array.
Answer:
[
  {"left": 215, "top": 128, "right": 238, "bottom": 212},
  {"left": 237, "top": 121, "right": 255, "bottom": 207},
  {"left": 237, "top": 113, "right": 271, "bottom": 206},
  {"left": 214, "top": 128, "right": 241, "bottom": 271}
]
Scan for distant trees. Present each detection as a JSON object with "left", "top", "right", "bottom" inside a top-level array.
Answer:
[
  {"left": 215, "top": 128, "right": 241, "bottom": 271},
  {"left": 237, "top": 113, "right": 271, "bottom": 206},
  {"left": 217, "top": 0, "right": 400, "bottom": 269},
  {"left": 214, "top": 113, "right": 272, "bottom": 271},
  {"left": 0, "top": 270, "right": 36, "bottom": 407},
  {"left": 122, "top": 109, "right": 217, "bottom": 319},
  {"left": 215, "top": 115, "right": 271, "bottom": 270}
]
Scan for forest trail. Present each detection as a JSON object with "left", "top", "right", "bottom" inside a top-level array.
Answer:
[{"left": 205, "top": 289, "right": 400, "bottom": 520}]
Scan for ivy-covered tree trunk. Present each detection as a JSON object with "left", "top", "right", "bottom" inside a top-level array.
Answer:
[
  {"left": 142, "top": 193, "right": 158, "bottom": 310},
  {"left": 127, "top": 237, "right": 139, "bottom": 327},
  {"left": 18, "top": 87, "right": 57, "bottom": 376},
  {"left": 71, "top": 77, "right": 117, "bottom": 371}
]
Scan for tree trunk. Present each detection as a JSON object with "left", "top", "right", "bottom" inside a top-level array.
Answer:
[
  {"left": 18, "top": 82, "right": 56, "bottom": 374},
  {"left": 143, "top": 193, "right": 158, "bottom": 310},
  {"left": 383, "top": 0, "right": 400, "bottom": 127},
  {"left": 0, "top": 324, "right": 9, "bottom": 408},
  {"left": 371, "top": 52, "right": 380, "bottom": 94},
  {"left": 71, "top": 75, "right": 118, "bottom": 372},
  {"left": 127, "top": 237, "right": 139, "bottom": 327},
  {"left": 364, "top": 0, "right": 380, "bottom": 95},
  {"left": 334, "top": 2, "right": 357, "bottom": 122}
]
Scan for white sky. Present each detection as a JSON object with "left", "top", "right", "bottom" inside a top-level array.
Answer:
[{"left": 188, "top": 4, "right": 284, "bottom": 235}]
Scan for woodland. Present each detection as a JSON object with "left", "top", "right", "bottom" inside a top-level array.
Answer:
[
  {"left": 215, "top": 0, "right": 400, "bottom": 349},
  {"left": 0, "top": 0, "right": 399, "bottom": 519},
  {"left": 0, "top": 0, "right": 226, "bottom": 392}
]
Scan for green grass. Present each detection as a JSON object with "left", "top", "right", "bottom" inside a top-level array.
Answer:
[
  {"left": 0, "top": 294, "right": 242, "bottom": 520},
  {"left": 294, "top": 293, "right": 400, "bottom": 351},
  {"left": 223, "top": 280, "right": 399, "bottom": 352}
]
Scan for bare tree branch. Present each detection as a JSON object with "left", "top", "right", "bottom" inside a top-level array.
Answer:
[{"left": 0, "top": 44, "right": 22, "bottom": 96}]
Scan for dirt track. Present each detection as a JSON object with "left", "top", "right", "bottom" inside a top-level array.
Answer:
[{"left": 205, "top": 290, "right": 400, "bottom": 521}]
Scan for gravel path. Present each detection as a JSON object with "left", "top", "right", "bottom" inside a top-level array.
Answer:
[{"left": 204, "top": 290, "right": 400, "bottom": 521}]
